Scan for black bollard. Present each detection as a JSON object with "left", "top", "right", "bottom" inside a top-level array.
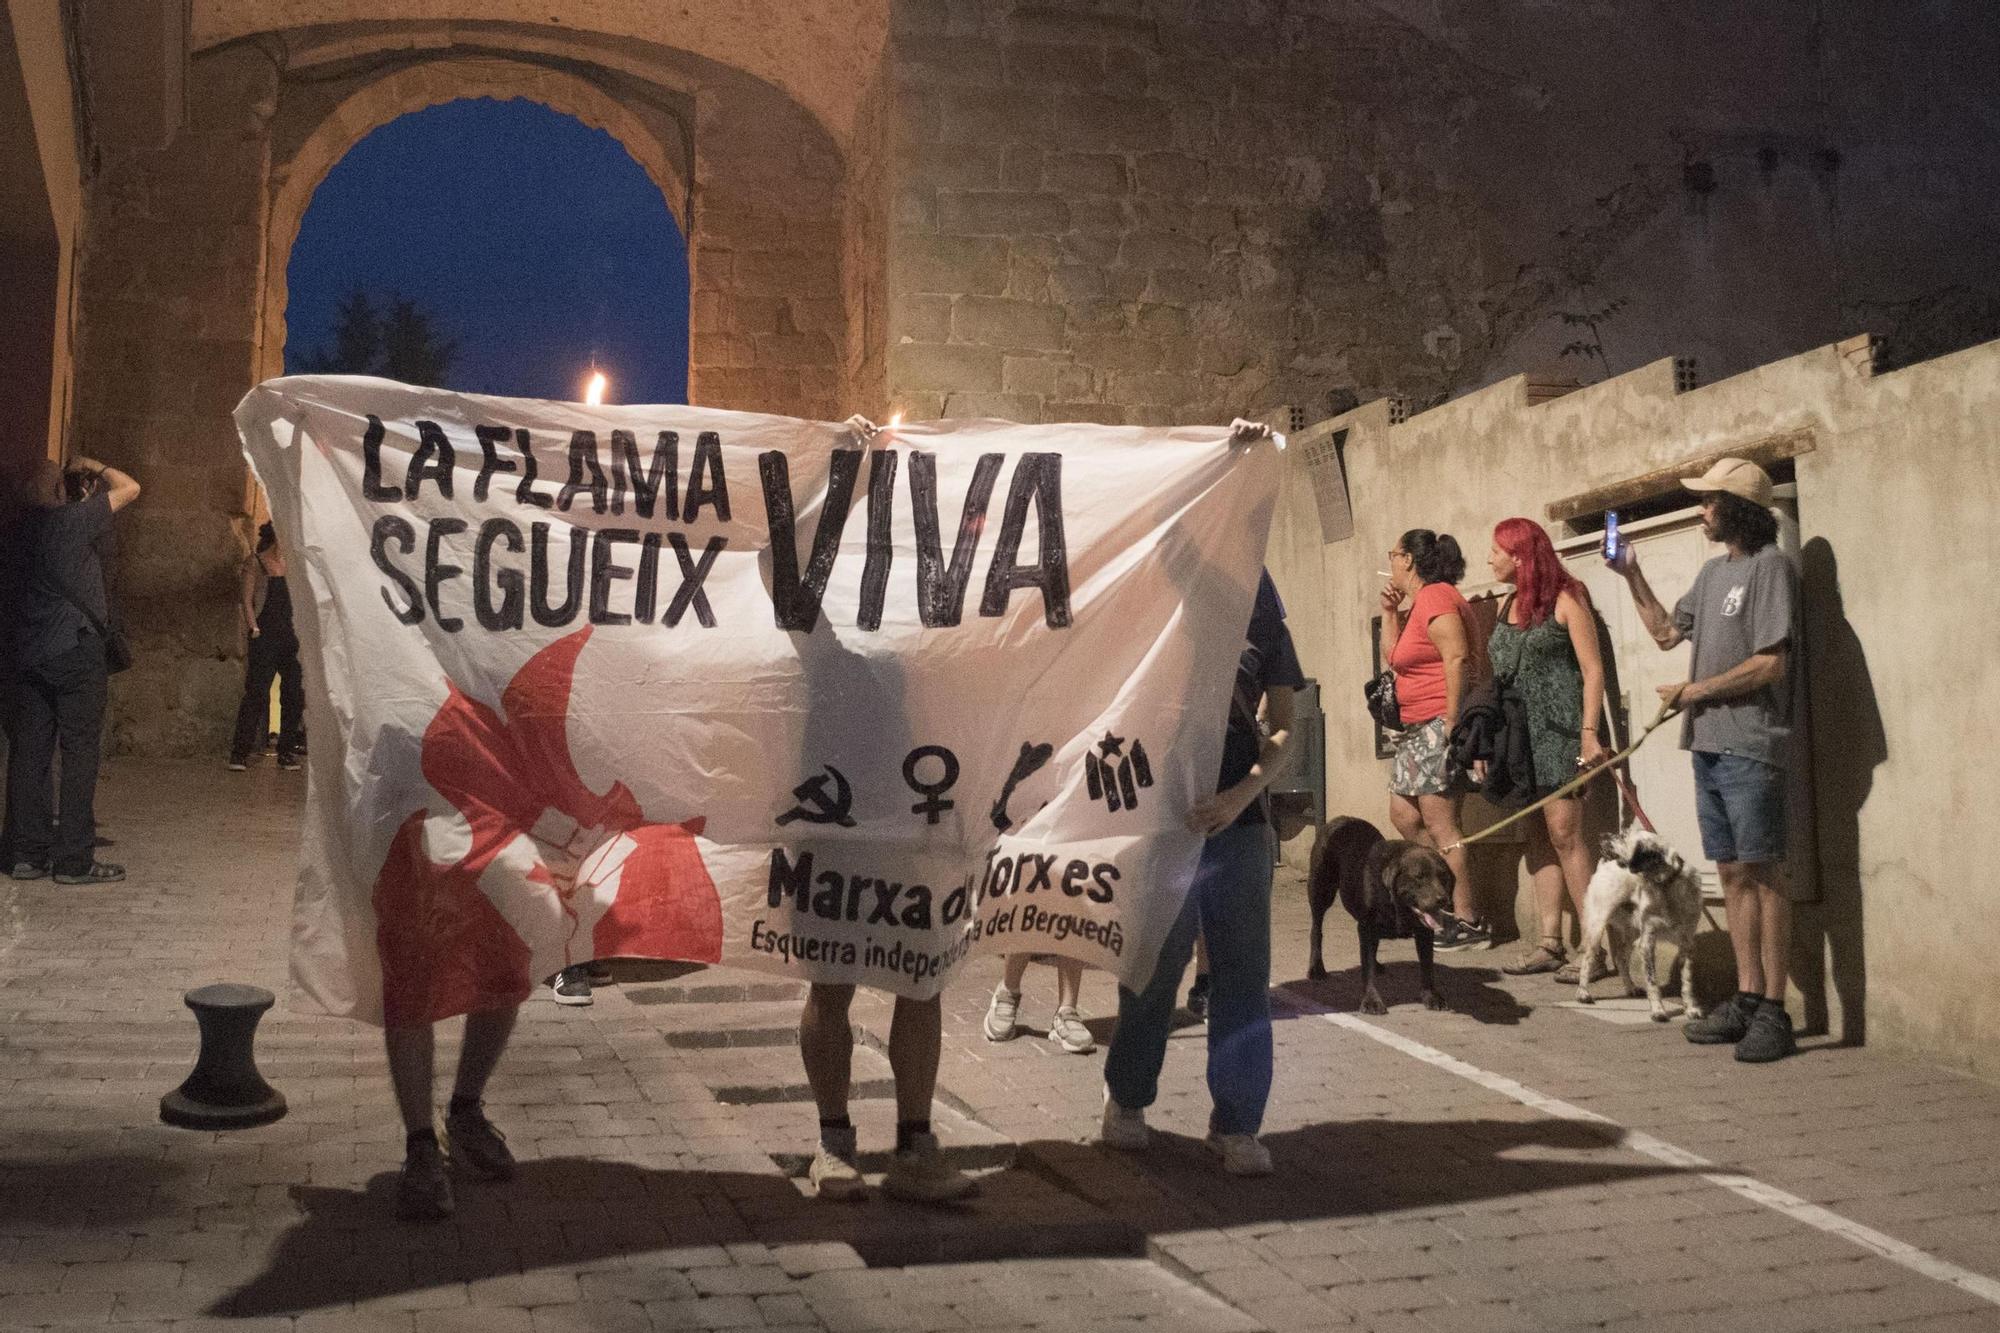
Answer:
[{"left": 159, "top": 983, "right": 287, "bottom": 1130}]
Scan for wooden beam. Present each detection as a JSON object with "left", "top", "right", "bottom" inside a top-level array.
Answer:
[{"left": 1545, "top": 428, "right": 1816, "bottom": 524}]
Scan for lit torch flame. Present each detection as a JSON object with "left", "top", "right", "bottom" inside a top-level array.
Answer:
[
  {"left": 888, "top": 412, "right": 903, "bottom": 429},
  {"left": 584, "top": 371, "right": 608, "bottom": 406}
]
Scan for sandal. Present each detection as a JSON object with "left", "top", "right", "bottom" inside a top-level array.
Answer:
[
  {"left": 1501, "top": 943, "right": 1566, "bottom": 976},
  {"left": 1555, "top": 956, "right": 1614, "bottom": 985}
]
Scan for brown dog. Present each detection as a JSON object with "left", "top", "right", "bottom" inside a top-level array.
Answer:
[{"left": 1307, "top": 817, "right": 1456, "bottom": 1013}]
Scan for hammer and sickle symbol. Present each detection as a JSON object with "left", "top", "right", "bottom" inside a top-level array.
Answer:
[{"left": 776, "top": 764, "right": 857, "bottom": 828}]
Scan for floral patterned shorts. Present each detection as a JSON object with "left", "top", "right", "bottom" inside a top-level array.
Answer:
[{"left": 1390, "top": 716, "right": 1453, "bottom": 798}]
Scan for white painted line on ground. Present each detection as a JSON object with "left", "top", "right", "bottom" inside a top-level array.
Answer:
[{"left": 1296, "top": 999, "right": 2000, "bottom": 1308}]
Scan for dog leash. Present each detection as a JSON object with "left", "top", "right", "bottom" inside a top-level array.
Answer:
[{"left": 1440, "top": 698, "right": 1681, "bottom": 855}]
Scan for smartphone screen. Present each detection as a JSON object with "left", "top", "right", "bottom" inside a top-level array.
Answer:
[{"left": 1602, "top": 510, "right": 1621, "bottom": 561}]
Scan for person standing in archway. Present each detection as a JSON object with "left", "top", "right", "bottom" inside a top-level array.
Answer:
[{"left": 228, "top": 522, "right": 305, "bottom": 772}]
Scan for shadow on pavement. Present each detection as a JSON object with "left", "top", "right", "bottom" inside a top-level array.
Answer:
[
  {"left": 214, "top": 1109, "right": 1683, "bottom": 1315},
  {"left": 1280, "top": 966, "right": 1534, "bottom": 1024}
]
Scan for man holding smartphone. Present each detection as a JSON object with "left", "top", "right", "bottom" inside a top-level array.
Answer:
[{"left": 1608, "top": 456, "right": 1800, "bottom": 1063}]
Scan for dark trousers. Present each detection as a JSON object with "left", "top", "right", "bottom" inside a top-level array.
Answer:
[
  {"left": 4, "top": 641, "right": 108, "bottom": 874},
  {"left": 230, "top": 633, "right": 303, "bottom": 762}
]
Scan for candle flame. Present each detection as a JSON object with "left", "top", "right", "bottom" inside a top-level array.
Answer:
[{"left": 584, "top": 371, "right": 608, "bottom": 406}]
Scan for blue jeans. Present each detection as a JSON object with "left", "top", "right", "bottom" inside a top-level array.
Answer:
[{"left": 1104, "top": 821, "right": 1274, "bottom": 1135}]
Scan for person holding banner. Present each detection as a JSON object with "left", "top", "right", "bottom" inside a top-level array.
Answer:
[
  {"left": 799, "top": 414, "right": 979, "bottom": 1206},
  {"left": 1100, "top": 561, "right": 1302, "bottom": 1177}
]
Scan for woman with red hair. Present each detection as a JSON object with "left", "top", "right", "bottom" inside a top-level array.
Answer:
[{"left": 1487, "top": 518, "right": 1609, "bottom": 982}]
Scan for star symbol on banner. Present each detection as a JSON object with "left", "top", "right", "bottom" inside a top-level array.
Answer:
[{"left": 1097, "top": 731, "right": 1125, "bottom": 759}]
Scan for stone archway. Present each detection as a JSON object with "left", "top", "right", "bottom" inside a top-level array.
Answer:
[
  {"left": 257, "top": 55, "right": 692, "bottom": 386},
  {"left": 68, "top": 21, "right": 886, "bottom": 754}
]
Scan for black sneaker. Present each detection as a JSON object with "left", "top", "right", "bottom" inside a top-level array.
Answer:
[
  {"left": 52, "top": 861, "right": 125, "bottom": 885},
  {"left": 582, "top": 960, "right": 614, "bottom": 985},
  {"left": 8, "top": 861, "right": 49, "bottom": 881},
  {"left": 443, "top": 1102, "right": 516, "bottom": 1180},
  {"left": 277, "top": 754, "right": 302, "bottom": 771},
  {"left": 1685, "top": 993, "right": 1759, "bottom": 1045},
  {"left": 1734, "top": 1004, "right": 1797, "bottom": 1063},
  {"left": 396, "top": 1136, "right": 454, "bottom": 1221},
  {"left": 550, "top": 965, "right": 592, "bottom": 1006},
  {"left": 1186, "top": 973, "right": 1211, "bottom": 1021},
  {"left": 1435, "top": 915, "right": 1492, "bottom": 952}
]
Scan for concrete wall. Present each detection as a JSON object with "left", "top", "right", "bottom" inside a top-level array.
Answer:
[{"left": 1264, "top": 335, "right": 2000, "bottom": 1079}]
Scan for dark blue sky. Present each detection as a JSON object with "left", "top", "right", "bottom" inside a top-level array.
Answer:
[{"left": 285, "top": 97, "right": 690, "bottom": 404}]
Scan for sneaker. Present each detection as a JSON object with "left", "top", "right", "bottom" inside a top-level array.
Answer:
[
  {"left": 1435, "top": 914, "right": 1492, "bottom": 952},
  {"left": 582, "top": 960, "right": 615, "bottom": 985},
  {"left": 276, "top": 754, "right": 302, "bottom": 771},
  {"left": 883, "top": 1131, "right": 977, "bottom": 1204},
  {"left": 1186, "top": 973, "right": 1211, "bottom": 1021},
  {"left": 443, "top": 1102, "right": 516, "bottom": 1181},
  {"left": 1206, "top": 1131, "right": 1274, "bottom": 1178},
  {"left": 52, "top": 861, "right": 125, "bottom": 885},
  {"left": 983, "top": 984, "right": 1021, "bottom": 1042},
  {"left": 1050, "top": 1006, "right": 1095, "bottom": 1054},
  {"left": 1685, "top": 992, "right": 1760, "bottom": 1045},
  {"left": 1098, "top": 1091, "right": 1149, "bottom": 1151},
  {"left": 395, "top": 1136, "right": 454, "bottom": 1221},
  {"left": 550, "top": 965, "right": 592, "bottom": 1006},
  {"left": 1734, "top": 1003, "right": 1798, "bottom": 1064},
  {"left": 808, "top": 1125, "right": 866, "bottom": 1201},
  {"left": 226, "top": 759, "right": 248, "bottom": 772},
  {"left": 8, "top": 862, "right": 48, "bottom": 881}
]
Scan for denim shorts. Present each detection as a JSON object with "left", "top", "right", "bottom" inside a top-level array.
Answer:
[{"left": 1691, "top": 751, "right": 1787, "bottom": 864}]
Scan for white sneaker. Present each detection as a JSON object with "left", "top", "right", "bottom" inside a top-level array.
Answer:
[
  {"left": 1049, "top": 1006, "right": 1095, "bottom": 1054},
  {"left": 882, "top": 1131, "right": 977, "bottom": 1203},
  {"left": 808, "top": 1125, "right": 866, "bottom": 1201},
  {"left": 1099, "top": 1091, "right": 1148, "bottom": 1150},
  {"left": 1206, "top": 1131, "right": 1273, "bottom": 1177},
  {"left": 983, "top": 984, "right": 1021, "bottom": 1042}
]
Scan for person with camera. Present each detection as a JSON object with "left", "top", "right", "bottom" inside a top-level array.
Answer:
[
  {"left": 1379, "top": 528, "right": 1488, "bottom": 948},
  {"left": 4, "top": 456, "right": 141, "bottom": 884}
]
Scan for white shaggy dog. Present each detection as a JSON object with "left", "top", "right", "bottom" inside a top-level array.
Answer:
[{"left": 1574, "top": 827, "right": 1706, "bottom": 1022}]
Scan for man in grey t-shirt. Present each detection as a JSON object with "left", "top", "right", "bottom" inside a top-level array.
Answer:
[{"left": 1611, "top": 457, "right": 1800, "bottom": 1064}]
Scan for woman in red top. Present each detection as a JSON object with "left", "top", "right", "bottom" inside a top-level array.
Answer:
[{"left": 1380, "top": 529, "right": 1487, "bottom": 948}]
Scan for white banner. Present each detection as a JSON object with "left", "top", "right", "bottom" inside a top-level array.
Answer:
[{"left": 236, "top": 377, "right": 1280, "bottom": 1026}]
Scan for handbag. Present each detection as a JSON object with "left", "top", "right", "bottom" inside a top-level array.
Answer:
[
  {"left": 53, "top": 574, "right": 132, "bottom": 675},
  {"left": 1363, "top": 669, "right": 1403, "bottom": 732}
]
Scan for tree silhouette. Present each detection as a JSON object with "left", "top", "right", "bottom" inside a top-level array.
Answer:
[{"left": 290, "top": 286, "right": 457, "bottom": 386}]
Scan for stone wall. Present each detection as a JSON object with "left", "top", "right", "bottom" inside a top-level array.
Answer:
[
  {"left": 1263, "top": 334, "right": 2000, "bottom": 1079},
  {"left": 70, "top": 45, "right": 277, "bottom": 754},
  {"left": 882, "top": 0, "right": 2000, "bottom": 426}
]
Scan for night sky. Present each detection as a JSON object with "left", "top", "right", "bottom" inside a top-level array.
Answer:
[{"left": 284, "top": 97, "right": 690, "bottom": 404}]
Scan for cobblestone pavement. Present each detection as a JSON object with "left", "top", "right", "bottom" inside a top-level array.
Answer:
[{"left": 5, "top": 761, "right": 2000, "bottom": 1332}]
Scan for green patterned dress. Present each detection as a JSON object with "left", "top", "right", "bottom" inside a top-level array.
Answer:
[{"left": 1488, "top": 606, "right": 1584, "bottom": 793}]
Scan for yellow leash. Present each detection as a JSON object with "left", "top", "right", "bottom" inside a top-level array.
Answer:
[{"left": 1440, "top": 698, "right": 1682, "bottom": 855}]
